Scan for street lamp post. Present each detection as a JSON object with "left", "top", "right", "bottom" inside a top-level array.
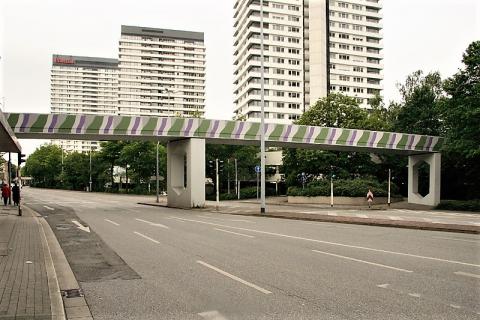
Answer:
[
  {"left": 388, "top": 169, "right": 391, "bottom": 207},
  {"left": 215, "top": 158, "right": 219, "bottom": 210},
  {"left": 234, "top": 158, "right": 238, "bottom": 199},
  {"left": 156, "top": 141, "right": 160, "bottom": 203},
  {"left": 259, "top": 0, "right": 266, "bottom": 214},
  {"left": 89, "top": 147, "right": 92, "bottom": 192}
]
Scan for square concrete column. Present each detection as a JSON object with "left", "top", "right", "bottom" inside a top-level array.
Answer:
[
  {"left": 408, "top": 153, "right": 441, "bottom": 206},
  {"left": 167, "top": 138, "right": 205, "bottom": 208}
]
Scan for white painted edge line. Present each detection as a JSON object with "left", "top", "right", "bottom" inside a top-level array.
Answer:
[
  {"left": 173, "top": 217, "right": 480, "bottom": 268},
  {"left": 454, "top": 271, "right": 480, "bottom": 279},
  {"left": 133, "top": 231, "right": 160, "bottom": 244},
  {"left": 214, "top": 228, "right": 255, "bottom": 238},
  {"left": 165, "top": 217, "right": 185, "bottom": 222},
  {"left": 389, "top": 216, "right": 403, "bottom": 221},
  {"left": 230, "top": 219, "right": 255, "bottom": 223},
  {"left": 433, "top": 237, "right": 479, "bottom": 243},
  {"left": 196, "top": 260, "right": 272, "bottom": 294},
  {"left": 356, "top": 214, "right": 368, "bottom": 218},
  {"left": 377, "top": 283, "right": 390, "bottom": 288},
  {"left": 327, "top": 213, "right": 338, "bottom": 216},
  {"left": 43, "top": 205, "right": 55, "bottom": 211},
  {"left": 198, "top": 310, "right": 229, "bottom": 320},
  {"left": 408, "top": 293, "right": 421, "bottom": 298},
  {"left": 312, "top": 249, "right": 413, "bottom": 273},
  {"left": 104, "top": 219, "right": 120, "bottom": 226},
  {"left": 135, "top": 218, "right": 169, "bottom": 229}
]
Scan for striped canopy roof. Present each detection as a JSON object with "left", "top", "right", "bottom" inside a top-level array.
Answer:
[{"left": 6, "top": 113, "right": 443, "bottom": 154}]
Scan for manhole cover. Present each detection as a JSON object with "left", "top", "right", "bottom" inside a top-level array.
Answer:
[{"left": 61, "top": 289, "right": 84, "bottom": 298}]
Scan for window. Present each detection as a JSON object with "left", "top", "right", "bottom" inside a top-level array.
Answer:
[
  {"left": 353, "top": 46, "right": 363, "bottom": 51},
  {"left": 339, "top": 44, "right": 349, "bottom": 50},
  {"left": 353, "top": 66, "right": 363, "bottom": 72},
  {"left": 353, "top": 14, "right": 363, "bottom": 20},
  {"left": 353, "top": 4, "right": 362, "bottom": 10},
  {"left": 288, "top": 92, "right": 300, "bottom": 98},
  {"left": 288, "top": 114, "right": 300, "bottom": 120},
  {"left": 276, "top": 113, "right": 285, "bottom": 119},
  {"left": 288, "top": 48, "right": 300, "bottom": 54},
  {"left": 353, "top": 25, "right": 363, "bottom": 31},
  {"left": 288, "top": 81, "right": 300, "bottom": 87},
  {"left": 338, "top": 2, "right": 349, "bottom": 8},
  {"left": 330, "top": 32, "right": 336, "bottom": 38},
  {"left": 340, "top": 13, "right": 348, "bottom": 18},
  {"left": 340, "top": 23, "right": 349, "bottom": 29},
  {"left": 339, "top": 33, "right": 349, "bottom": 39},
  {"left": 288, "top": 26, "right": 300, "bottom": 33},
  {"left": 339, "top": 86, "right": 350, "bottom": 92},
  {"left": 288, "top": 59, "right": 300, "bottom": 65},
  {"left": 288, "top": 15, "right": 300, "bottom": 22},
  {"left": 353, "top": 77, "right": 363, "bottom": 82},
  {"left": 273, "top": 24, "right": 284, "bottom": 31},
  {"left": 288, "top": 70, "right": 300, "bottom": 76},
  {"left": 288, "top": 37, "right": 300, "bottom": 44},
  {"left": 275, "top": 91, "right": 285, "bottom": 97},
  {"left": 273, "top": 35, "right": 284, "bottom": 42},
  {"left": 276, "top": 102, "right": 285, "bottom": 108},
  {"left": 330, "top": 22, "right": 336, "bottom": 27},
  {"left": 288, "top": 103, "right": 300, "bottom": 109},
  {"left": 339, "top": 54, "right": 350, "bottom": 60},
  {"left": 288, "top": 5, "right": 299, "bottom": 11},
  {"left": 272, "top": 3, "right": 284, "bottom": 9},
  {"left": 353, "top": 87, "right": 364, "bottom": 93},
  {"left": 339, "top": 75, "right": 350, "bottom": 81}
]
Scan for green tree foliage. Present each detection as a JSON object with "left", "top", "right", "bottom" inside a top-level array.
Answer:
[
  {"left": 440, "top": 41, "right": 480, "bottom": 199},
  {"left": 23, "top": 144, "right": 62, "bottom": 187},
  {"left": 206, "top": 144, "right": 258, "bottom": 192},
  {"left": 393, "top": 70, "right": 444, "bottom": 136},
  {"left": 283, "top": 93, "right": 383, "bottom": 188}
]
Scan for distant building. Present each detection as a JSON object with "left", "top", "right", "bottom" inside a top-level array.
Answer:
[
  {"left": 117, "top": 25, "right": 206, "bottom": 117},
  {"left": 233, "top": 0, "right": 383, "bottom": 123},
  {"left": 50, "top": 54, "right": 118, "bottom": 153}
]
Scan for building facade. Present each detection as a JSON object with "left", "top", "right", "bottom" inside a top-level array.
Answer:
[
  {"left": 233, "top": 0, "right": 383, "bottom": 123},
  {"left": 118, "top": 25, "right": 206, "bottom": 117},
  {"left": 50, "top": 54, "right": 118, "bottom": 153}
]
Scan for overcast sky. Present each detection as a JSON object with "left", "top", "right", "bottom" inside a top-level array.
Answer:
[{"left": 0, "top": 0, "right": 478, "bottom": 157}]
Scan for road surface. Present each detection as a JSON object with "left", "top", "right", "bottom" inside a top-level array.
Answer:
[{"left": 22, "top": 188, "right": 480, "bottom": 320}]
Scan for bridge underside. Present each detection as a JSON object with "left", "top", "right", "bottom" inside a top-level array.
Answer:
[{"left": 7, "top": 113, "right": 443, "bottom": 207}]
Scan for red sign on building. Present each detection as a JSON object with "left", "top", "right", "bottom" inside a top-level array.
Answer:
[{"left": 54, "top": 57, "right": 75, "bottom": 64}]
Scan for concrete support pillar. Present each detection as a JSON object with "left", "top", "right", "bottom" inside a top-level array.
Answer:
[
  {"left": 167, "top": 138, "right": 205, "bottom": 208},
  {"left": 408, "top": 153, "right": 441, "bottom": 206}
]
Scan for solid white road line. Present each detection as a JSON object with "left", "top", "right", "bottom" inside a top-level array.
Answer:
[
  {"left": 408, "top": 293, "right": 421, "bottom": 298},
  {"left": 433, "top": 237, "right": 479, "bottom": 243},
  {"left": 43, "top": 206, "right": 54, "bottom": 211},
  {"left": 104, "top": 219, "right": 119, "bottom": 226},
  {"left": 377, "top": 283, "right": 390, "bottom": 289},
  {"left": 196, "top": 260, "right": 272, "bottom": 294},
  {"left": 327, "top": 213, "right": 338, "bottom": 216},
  {"left": 356, "top": 214, "right": 368, "bottom": 218},
  {"left": 133, "top": 231, "right": 160, "bottom": 244},
  {"left": 198, "top": 310, "right": 229, "bottom": 320},
  {"left": 389, "top": 216, "right": 403, "bottom": 221},
  {"left": 214, "top": 228, "right": 255, "bottom": 238},
  {"left": 312, "top": 249, "right": 413, "bottom": 273},
  {"left": 135, "top": 218, "right": 169, "bottom": 229},
  {"left": 454, "top": 271, "right": 480, "bottom": 279},
  {"left": 173, "top": 217, "right": 480, "bottom": 268},
  {"left": 230, "top": 219, "right": 255, "bottom": 223}
]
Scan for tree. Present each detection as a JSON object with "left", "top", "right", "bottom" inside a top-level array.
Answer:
[
  {"left": 62, "top": 152, "right": 89, "bottom": 190},
  {"left": 297, "top": 93, "right": 368, "bottom": 128},
  {"left": 440, "top": 41, "right": 480, "bottom": 199},
  {"left": 393, "top": 70, "right": 444, "bottom": 136},
  {"left": 23, "top": 144, "right": 62, "bottom": 187},
  {"left": 283, "top": 93, "right": 380, "bottom": 188},
  {"left": 119, "top": 141, "right": 158, "bottom": 191},
  {"left": 99, "top": 141, "right": 126, "bottom": 189}
]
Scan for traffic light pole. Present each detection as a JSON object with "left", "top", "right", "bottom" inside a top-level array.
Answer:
[{"left": 7, "top": 152, "right": 11, "bottom": 205}]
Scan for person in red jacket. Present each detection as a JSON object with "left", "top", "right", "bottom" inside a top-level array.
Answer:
[{"left": 2, "top": 183, "right": 11, "bottom": 206}]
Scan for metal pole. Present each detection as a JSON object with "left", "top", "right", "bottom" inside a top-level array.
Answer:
[
  {"left": 388, "top": 169, "right": 391, "bottom": 207},
  {"left": 89, "top": 148, "right": 92, "bottom": 192},
  {"left": 256, "top": 172, "right": 259, "bottom": 200},
  {"left": 156, "top": 141, "right": 159, "bottom": 203},
  {"left": 7, "top": 152, "right": 11, "bottom": 205},
  {"left": 227, "top": 158, "right": 230, "bottom": 194},
  {"left": 216, "top": 158, "right": 219, "bottom": 209},
  {"left": 330, "top": 176, "right": 334, "bottom": 207},
  {"left": 238, "top": 180, "right": 241, "bottom": 200},
  {"left": 259, "top": 0, "right": 266, "bottom": 214},
  {"left": 61, "top": 148, "right": 64, "bottom": 185},
  {"left": 234, "top": 158, "right": 238, "bottom": 196}
]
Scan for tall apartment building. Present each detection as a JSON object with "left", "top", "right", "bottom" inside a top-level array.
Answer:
[
  {"left": 50, "top": 54, "right": 118, "bottom": 153},
  {"left": 233, "top": 0, "right": 383, "bottom": 123},
  {"left": 118, "top": 25, "right": 206, "bottom": 117}
]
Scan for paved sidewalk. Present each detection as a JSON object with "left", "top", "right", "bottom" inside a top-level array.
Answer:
[
  {"left": 0, "top": 205, "right": 65, "bottom": 320},
  {"left": 0, "top": 205, "right": 51, "bottom": 319}
]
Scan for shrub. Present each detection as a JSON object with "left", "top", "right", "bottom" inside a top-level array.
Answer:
[
  {"left": 288, "top": 178, "right": 400, "bottom": 198},
  {"left": 436, "top": 200, "right": 480, "bottom": 212}
]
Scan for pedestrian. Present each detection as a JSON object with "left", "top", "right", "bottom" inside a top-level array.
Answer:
[
  {"left": 366, "top": 189, "right": 374, "bottom": 208},
  {"left": 12, "top": 183, "right": 20, "bottom": 206},
  {"left": 1, "top": 183, "right": 10, "bottom": 206}
]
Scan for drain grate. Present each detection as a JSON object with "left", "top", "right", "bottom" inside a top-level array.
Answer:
[{"left": 61, "top": 288, "right": 84, "bottom": 298}]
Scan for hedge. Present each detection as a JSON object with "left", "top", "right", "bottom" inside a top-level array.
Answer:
[
  {"left": 207, "top": 186, "right": 277, "bottom": 200},
  {"left": 436, "top": 200, "right": 480, "bottom": 212},
  {"left": 288, "top": 178, "right": 399, "bottom": 198}
]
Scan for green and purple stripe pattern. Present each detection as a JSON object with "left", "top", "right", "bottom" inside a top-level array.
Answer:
[{"left": 6, "top": 113, "right": 443, "bottom": 153}]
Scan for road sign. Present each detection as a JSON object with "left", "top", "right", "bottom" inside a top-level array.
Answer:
[{"left": 255, "top": 165, "right": 261, "bottom": 173}]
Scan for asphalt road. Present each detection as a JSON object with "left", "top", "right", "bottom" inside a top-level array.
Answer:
[{"left": 22, "top": 188, "right": 480, "bottom": 320}]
